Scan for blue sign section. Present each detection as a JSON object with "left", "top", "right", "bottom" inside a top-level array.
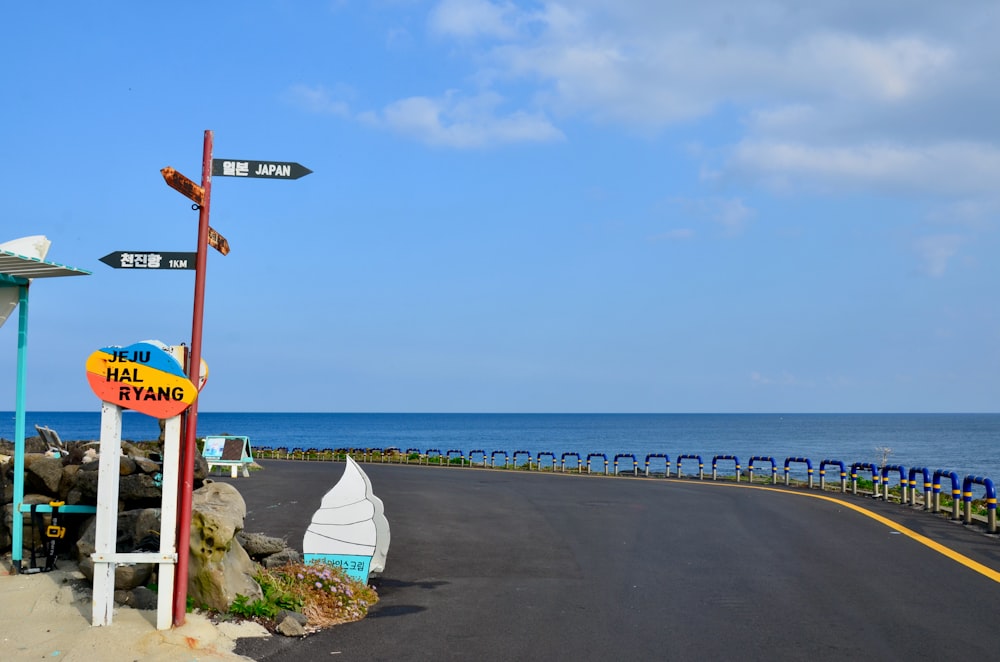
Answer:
[{"left": 304, "top": 553, "right": 372, "bottom": 583}]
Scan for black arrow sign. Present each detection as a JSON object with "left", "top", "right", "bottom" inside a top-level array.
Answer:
[
  {"left": 99, "top": 251, "right": 197, "bottom": 270},
  {"left": 212, "top": 159, "right": 312, "bottom": 180}
]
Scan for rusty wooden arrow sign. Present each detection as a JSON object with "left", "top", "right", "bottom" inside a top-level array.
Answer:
[{"left": 160, "top": 166, "right": 204, "bottom": 205}]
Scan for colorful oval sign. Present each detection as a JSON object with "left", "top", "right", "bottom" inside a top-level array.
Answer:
[{"left": 85, "top": 341, "right": 200, "bottom": 418}]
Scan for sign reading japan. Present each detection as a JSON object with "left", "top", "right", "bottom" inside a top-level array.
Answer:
[
  {"left": 212, "top": 159, "right": 312, "bottom": 180},
  {"left": 85, "top": 341, "right": 201, "bottom": 418}
]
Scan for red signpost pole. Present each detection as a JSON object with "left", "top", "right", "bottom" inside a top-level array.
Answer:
[{"left": 173, "top": 129, "right": 214, "bottom": 626}]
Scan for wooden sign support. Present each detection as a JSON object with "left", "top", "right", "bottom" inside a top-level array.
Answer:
[{"left": 91, "top": 347, "right": 185, "bottom": 630}]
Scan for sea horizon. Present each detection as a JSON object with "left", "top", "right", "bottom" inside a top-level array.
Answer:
[{"left": 4, "top": 411, "right": 1000, "bottom": 486}]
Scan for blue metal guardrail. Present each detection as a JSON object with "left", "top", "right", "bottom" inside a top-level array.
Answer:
[
  {"left": 962, "top": 475, "right": 997, "bottom": 533},
  {"left": 644, "top": 453, "right": 670, "bottom": 478},
  {"left": 561, "top": 452, "right": 582, "bottom": 473},
  {"left": 850, "top": 462, "right": 879, "bottom": 496},
  {"left": 932, "top": 469, "right": 962, "bottom": 520},
  {"left": 676, "top": 454, "right": 704, "bottom": 480},
  {"left": 880, "top": 464, "right": 907, "bottom": 501},
  {"left": 748, "top": 456, "right": 777, "bottom": 484},
  {"left": 252, "top": 446, "right": 997, "bottom": 533},
  {"left": 784, "top": 457, "right": 814, "bottom": 488},
  {"left": 712, "top": 455, "right": 741, "bottom": 482},
  {"left": 614, "top": 453, "right": 638, "bottom": 476},
  {"left": 536, "top": 452, "right": 557, "bottom": 471},
  {"left": 819, "top": 459, "right": 847, "bottom": 493},
  {"left": 587, "top": 453, "right": 609, "bottom": 475},
  {"left": 907, "top": 467, "right": 932, "bottom": 509}
]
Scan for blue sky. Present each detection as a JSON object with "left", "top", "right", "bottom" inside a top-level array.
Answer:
[{"left": 2, "top": 1, "right": 999, "bottom": 413}]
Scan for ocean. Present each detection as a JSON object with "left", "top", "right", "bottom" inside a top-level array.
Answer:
[{"left": 3, "top": 411, "right": 999, "bottom": 483}]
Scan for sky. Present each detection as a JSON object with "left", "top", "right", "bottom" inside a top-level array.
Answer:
[{"left": 2, "top": 1, "right": 999, "bottom": 414}]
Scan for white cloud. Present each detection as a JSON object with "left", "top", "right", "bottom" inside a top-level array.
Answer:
[
  {"left": 912, "top": 234, "right": 964, "bottom": 277},
  {"left": 726, "top": 140, "right": 1000, "bottom": 196},
  {"left": 285, "top": 83, "right": 352, "bottom": 117},
  {"left": 363, "top": 91, "right": 564, "bottom": 147},
  {"left": 429, "top": 0, "right": 521, "bottom": 39},
  {"left": 672, "top": 196, "right": 755, "bottom": 235}
]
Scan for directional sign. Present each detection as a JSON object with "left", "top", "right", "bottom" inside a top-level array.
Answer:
[
  {"left": 161, "top": 166, "right": 204, "bottom": 205},
  {"left": 212, "top": 159, "right": 312, "bottom": 180},
  {"left": 99, "top": 251, "right": 197, "bottom": 270},
  {"left": 208, "top": 227, "right": 230, "bottom": 256}
]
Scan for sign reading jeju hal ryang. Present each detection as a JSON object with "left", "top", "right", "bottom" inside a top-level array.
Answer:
[{"left": 85, "top": 341, "right": 200, "bottom": 418}]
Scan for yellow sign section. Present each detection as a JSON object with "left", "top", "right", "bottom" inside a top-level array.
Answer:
[{"left": 85, "top": 341, "right": 199, "bottom": 418}]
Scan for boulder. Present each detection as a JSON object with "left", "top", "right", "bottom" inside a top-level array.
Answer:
[
  {"left": 187, "top": 481, "right": 262, "bottom": 612},
  {"left": 76, "top": 509, "right": 158, "bottom": 590},
  {"left": 25, "top": 455, "right": 64, "bottom": 494},
  {"left": 237, "top": 531, "right": 288, "bottom": 558}
]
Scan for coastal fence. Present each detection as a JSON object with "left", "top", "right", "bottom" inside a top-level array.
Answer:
[
  {"left": 676, "top": 454, "right": 704, "bottom": 480},
  {"left": 933, "top": 470, "right": 962, "bottom": 520},
  {"left": 962, "top": 476, "right": 997, "bottom": 533},
  {"left": 712, "top": 455, "right": 741, "bottom": 482},
  {"left": 614, "top": 454, "right": 638, "bottom": 476},
  {"left": 819, "top": 459, "right": 847, "bottom": 493},
  {"left": 644, "top": 453, "right": 670, "bottom": 478},
  {"left": 247, "top": 445, "right": 1000, "bottom": 535},
  {"left": 491, "top": 451, "right": 508, "bottom": 469},
  {"left": 748, "top": 456, "right": 777, "bottom": 484},
  {"left": 908, "top": 467, "right": 932, "bottom": 509},
  {"left": 561, "top": 452, "right": 582, "bottom": 473},
  {"left": 881, "top": 465, "right": 908, "bottom": 502},
  {"left": 586, "top": 453, "right": 608, "bottom": 475},
  {"left": 851, "top": 462, "right": 879, "bottom": 496},
  {"left": 784, "top": 457, "right": 814, "bottom": 488}
]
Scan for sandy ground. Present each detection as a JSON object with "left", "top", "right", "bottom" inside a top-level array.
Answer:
[{"left": 0, "top": 558, "right": 270, "bottom": 661}]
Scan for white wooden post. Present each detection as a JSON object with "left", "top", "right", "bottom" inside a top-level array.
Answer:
[
  {"left": 92, "top": 401, "right": 123, "bottom": 626},
  {"left": 155, "top": 412, "right": 181, "bottom": 630}
]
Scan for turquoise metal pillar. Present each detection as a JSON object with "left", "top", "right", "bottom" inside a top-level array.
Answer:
[{"left": 11, "top": 282, "right": 28, "bottom": 569}]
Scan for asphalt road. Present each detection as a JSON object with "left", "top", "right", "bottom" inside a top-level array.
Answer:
[{"left": 227, "top": 461, "right": 1000, "bottom": 661}]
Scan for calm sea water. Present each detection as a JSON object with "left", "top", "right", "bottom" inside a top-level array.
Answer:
[{"left": 3, "top": 412, "right": 999, "bottom": 482}]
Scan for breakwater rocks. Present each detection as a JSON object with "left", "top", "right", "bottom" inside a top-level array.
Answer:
[{"left": 1, "top": 436, "right": 300, "bottom": 611}]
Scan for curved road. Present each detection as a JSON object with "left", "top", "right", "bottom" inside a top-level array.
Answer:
[{"left": 231, "top": 461, "right": 1000, "bottom": 661}]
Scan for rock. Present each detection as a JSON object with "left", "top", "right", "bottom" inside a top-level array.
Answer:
[
  {"left": 76, "top": 509, "right": 158, "bottom": 590},
  {"left": 131, "top": 586, "right": 159, "bottom": 610},
  {"left": 58, "top": 464, "right": 81, "bottom": 500},
  {"left": 187, "top": 482, "right": 262, "bottom": 612},
  {"left": 26, "top": 455, "right": 64, "bottom": 494},
  {"left": 119, "top": 455, "right": 137, "bottom": 476},
  {"left": 275, "top": 614, "right": 307, "bottom": 637},
  {"left": 132, "top": 456, "right": 161, "bottom": 474},
  {"left": 115, "top": 586, "right": 158, "bottom": 610},
  {"left": 261, "top": 548, "right": 302, "bottom": 569},
  {"left": 237, "top": 531, "right": 288, "bottom": 558}
]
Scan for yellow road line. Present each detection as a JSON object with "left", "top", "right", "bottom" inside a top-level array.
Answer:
[{"left": 687, "top": 480, "right": 1000, "bottom": 584}]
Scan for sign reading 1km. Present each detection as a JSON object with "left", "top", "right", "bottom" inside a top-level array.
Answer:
[
  {"left": 85, "top": 341, "right": 202, "bottom": 418},
  {"left": 212, "top": 159, "right": 312, "bottom": 180}
]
